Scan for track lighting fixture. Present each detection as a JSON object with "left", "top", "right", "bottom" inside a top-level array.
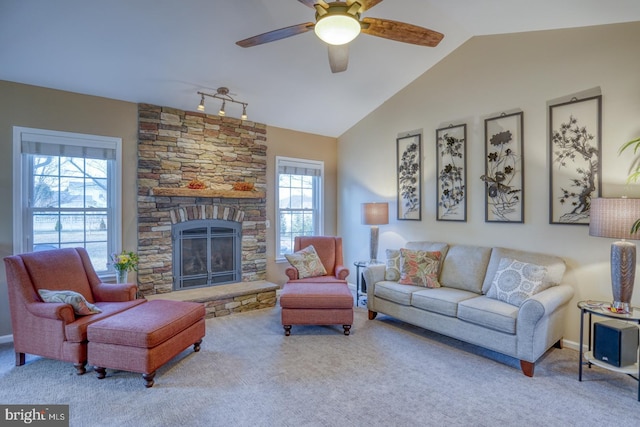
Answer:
[{"left": 196, "top": 87, "right": 248, "bottom": 120}]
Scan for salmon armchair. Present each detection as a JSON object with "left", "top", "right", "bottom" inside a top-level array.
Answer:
[
  {"left": 285, "top": 236, "right": 350, "bottom": 283},
  {"left": 4, "top": 247, "right": 145, "bottom": 374}
]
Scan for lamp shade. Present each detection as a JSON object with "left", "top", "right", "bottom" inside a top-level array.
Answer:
[
  {"left": 362, "top": 202, "right": 389, "bottom": 225},
  {"left": 314, "top": 14, "right": 361, "bottom": 45},
  {"left": 589, "top": 197, "right": 640, "bottom": 240}
]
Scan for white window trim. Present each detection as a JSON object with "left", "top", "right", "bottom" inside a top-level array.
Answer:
[
  {"left": 275, "top": 156, "right": 324, "bottom": 262},
  {"left": 12, "top": 126, "right": 123, "bottom": 276}
]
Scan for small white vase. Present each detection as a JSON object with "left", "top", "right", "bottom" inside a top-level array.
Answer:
[{"left": 116, "top": 269, "right": 128, "bottom": 284}]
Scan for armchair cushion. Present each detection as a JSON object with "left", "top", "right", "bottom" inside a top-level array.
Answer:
[
  {"left": 285, "top": 245, "right": 327, "bottom": 279},
  {"left": 38, "top": 289, "right": 102, "bottom": 316}
]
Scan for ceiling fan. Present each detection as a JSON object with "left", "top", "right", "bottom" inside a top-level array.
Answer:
[{"left": 236, "top": 0, "right": 444, "bottom": 73}]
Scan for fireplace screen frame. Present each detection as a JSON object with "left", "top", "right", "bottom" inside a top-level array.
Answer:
[{"left": 172, "top": 219, "right": 242, "bottom": 291}]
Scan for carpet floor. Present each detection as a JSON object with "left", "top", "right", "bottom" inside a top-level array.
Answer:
[{"left": 1, "top": 306, "right": 639, "bottom": 426}]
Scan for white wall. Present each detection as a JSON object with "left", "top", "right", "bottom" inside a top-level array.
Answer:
[{"left": 337, "top": 22, "right": 640, "bottom": 346}]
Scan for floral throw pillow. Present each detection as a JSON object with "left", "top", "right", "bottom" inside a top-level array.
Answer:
[
  {"left": 398, "top": 248, "right": 442, "bottom": 288},
  {"left": 38, "top": 289, "right": 102, "bottom": 316},
  {"left": 385, "top": 249, "right": 402, "bottom": 281},
  {"left": 486, "top": 258, "right": 548, "bottom": 306},
  {"left": 285, "top": 245, "right": 328, "bottom": 279}
]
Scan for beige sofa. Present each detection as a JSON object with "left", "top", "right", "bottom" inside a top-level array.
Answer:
[{"left": 364, "top": 242, "right": 574, "bottom": 376}]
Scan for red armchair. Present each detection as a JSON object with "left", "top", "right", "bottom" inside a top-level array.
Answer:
[
  {"left": 4, "top": 247, "right": 145, "bottom": 374},
  {"left": 285, "top": 236, "right": 350, "bottom": 283}
]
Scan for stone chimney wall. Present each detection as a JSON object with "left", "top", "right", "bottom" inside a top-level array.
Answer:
[{"left": 136, "top": 104, "right": 267, "bottom": 295}]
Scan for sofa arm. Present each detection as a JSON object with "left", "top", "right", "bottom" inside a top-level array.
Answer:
[
  {"left": 363, "top": 264, "right": 386, "bottom": 298},
  {"left": 26, "top": 301, "right": 76, "bottom": 323},
  {"left": 285, "top": 266, "right": 299, "bottom": 281},
  {"left": 93, "top": 282, "right": 138, "bottom": 302},
  {"left": 335, "top": 265, "right": 349, "bottom": 280},
  {"left": 517, "top": 284, "right": 574, "bottom": 360}
]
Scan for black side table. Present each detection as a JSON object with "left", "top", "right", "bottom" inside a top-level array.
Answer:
[
  {"left": 577, "top": 300, "right": 640, "bottom": 401},
  {"left": 353, "top": 261, "right": 369, "bottom": 307}
]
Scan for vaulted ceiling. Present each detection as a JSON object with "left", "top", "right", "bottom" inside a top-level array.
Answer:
[{"left": 2, "top": 0, "right": 640, "bottom": 137}]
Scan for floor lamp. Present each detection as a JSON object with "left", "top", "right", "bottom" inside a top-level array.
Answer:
[
  {"left": 362, "top": 202, "right": 389, "bottom": 264},
  {"left": 589, "top": 197, "right": 640, "bottom": 312}
]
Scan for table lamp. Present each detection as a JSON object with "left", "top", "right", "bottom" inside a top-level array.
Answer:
[
  {"left": 589, "top": 197, "right": 640, "bottom": 312},
  {"left": 362, "top": 202, "right": 389, "bottom": 264}
]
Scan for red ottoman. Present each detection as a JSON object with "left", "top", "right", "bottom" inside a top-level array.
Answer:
[
  {"left": 280, "top": 282, "right": 354, "bottom": 336},
  {"left": 87, "top": 299, "right": 205, "bottom": 387}
]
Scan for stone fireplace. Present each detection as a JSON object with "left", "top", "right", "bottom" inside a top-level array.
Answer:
[{"left": 136, "top": 104, "right": 267, "bottom": 296}]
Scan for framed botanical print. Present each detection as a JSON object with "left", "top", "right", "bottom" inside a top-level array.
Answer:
[
  {"left": 481, "top": 111, "right": 524, "bottom": 223},
  {"left": 397, "top": 133, "right": 422, "bottom": 221},
  {"left": 549, "top": 95, "right": 602, "bottom": 225},
  {"left": 436, "top": 124, "right": 467, "bottom": 221}
]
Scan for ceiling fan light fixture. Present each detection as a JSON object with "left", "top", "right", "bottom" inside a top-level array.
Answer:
[{"left": 314, "top": 13, "right": 361, "bottom": 45}]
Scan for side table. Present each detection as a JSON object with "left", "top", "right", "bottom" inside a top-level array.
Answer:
[
  {"left": 577, "top": 300, "right": 640, "bottom": 401},
  {"left": 353, "top": 261, "right": 376, "bottom": 307}
]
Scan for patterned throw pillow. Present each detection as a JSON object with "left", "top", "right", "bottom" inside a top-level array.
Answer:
[
  {"left": 385, "top": 249, "right": 401, "bottom": 281},
  {"left": 38, "top": 289, "right": 102, "bottom": 315},
  {"left": 486, "top": 258, "right": 548, "bottom": 306},
  {"left": 284, "top": 245, "right": 328, "bottom": 279},
  {"left": 398, "top": 248, "right": 442, "bottom": 288}
]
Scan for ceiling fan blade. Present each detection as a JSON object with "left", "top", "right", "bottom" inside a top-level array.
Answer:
[
  {"left": 328, "top": 44, "right": 349, "bottom": 73},
  {"left": 298, "top": 0, "right": 328, "bottom": 9},
  {"left": 236, "top": 22, "right": 314, "bottom": 48},
  {"left": 361, "top": 17, "right": 444, "bottom": 47},
  {"left": 347, "top": 0, "right": 383, "bottom": 12}
]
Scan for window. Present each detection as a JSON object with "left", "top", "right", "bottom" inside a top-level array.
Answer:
[
  {"left": 13, "top": 127, "right": 122, "bottom": 275},
  {"left": 276, "top": 157, "right": 323, "bottom": 259}
]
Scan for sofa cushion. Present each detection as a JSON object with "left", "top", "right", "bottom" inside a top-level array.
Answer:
[
  {"left": 486, "top": 258, "right": 548, "bottom": 306},
  {"left": 411, "top": 288, "right": 478, "bottom": 317},
  {"left": 374, "top": 281, "right": 423, "bottom": 306},
  {"left": 285, "top": 245, "right": 327, "bottom": 279},
  {"left": 398, "top": 248, "right": 442, "bottom": 288},
  {"left": 481, "top": 247, "right": 566, "bottom": 294},
  {"left": 457, "top": 296, "right": 518, "bottom": 334},
  {"left": 385, "top": 249, "right": 402, "bottom": 281},
  {"left": 439, "top": 245, "right": 492, "bottom": 294}
]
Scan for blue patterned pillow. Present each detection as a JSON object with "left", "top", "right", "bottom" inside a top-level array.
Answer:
[{"left": 487, "top": 258, "right": 548, "bottom": 306}]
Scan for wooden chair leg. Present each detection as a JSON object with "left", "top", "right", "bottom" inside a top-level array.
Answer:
[
  {"left": 15, "top": 352, "right": 25, "bottom": 366},
  {"left": 343, "top": 325, "right": 351, "bottom": 336},
  {"left": 95, "top": 366, "right": 106, "bottom": 379},
  {"left": 193, "top": 339, "right": 202, "bottom": 352},
  {"left": 368, "top": 310, "right": 377, "bottom": 320},
  {"left": 143, "top": 371, "right": 156, "bottom": 388},
  {"left": 520, "top": 360, "right": 535, "bottom": 377},
  {"left": 74, "top": 362, "right": 87, "bottom": 375},
  {"left": 283, "top": 325, "right": 291, "bottom": 336}
]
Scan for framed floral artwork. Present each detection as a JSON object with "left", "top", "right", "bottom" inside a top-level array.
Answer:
[
  {"left": 436, "top": 124, "right": 467, "bottom": 221},
  {"left": 481, "top": 111, "right": 524, "bottom": 223},
  {"left": 397, "top": 133, "right": 422, "bottom": 221},
  {"left": 549, "top": 95, "right": 602, "bottom": 225}
]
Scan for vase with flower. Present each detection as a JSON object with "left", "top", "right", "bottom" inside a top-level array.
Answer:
[{"left": 110, "top": 250, "right": 139, "bottom": 284}]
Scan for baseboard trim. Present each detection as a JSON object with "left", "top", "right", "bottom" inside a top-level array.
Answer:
[
  {"left": 562, "top": 338, "right": 580, "bottom": 352},
  {"left": 0, "top": 334, "right": 14, "bottom": 345}
]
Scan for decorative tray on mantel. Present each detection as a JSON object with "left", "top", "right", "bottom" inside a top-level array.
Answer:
[{"left": 151, "top": 187, "right": 265, "bottom": 199}]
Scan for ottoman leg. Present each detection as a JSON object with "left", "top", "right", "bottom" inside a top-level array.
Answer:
[
  {"left": 143, "top": 372, "right": 156, "bottom": 388},
  {"left": 343, "top": 325, "right": 351, "bottom": 336},
  {"left": 95, "top": 366, "right": 106, "bottom": 379},
  {"left": 283, "top": 325, "right": 291, "bottom": 336},
  {"left": 74, "top": 362, "right": 87, "bottom": 375},
  {"left": 194, "top": 339, "right": 202, "bottom": 352}
]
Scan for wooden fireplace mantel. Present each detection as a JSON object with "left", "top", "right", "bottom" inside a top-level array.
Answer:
[{"left": 151, "top": 187, "right": 265, "bottom": 199}]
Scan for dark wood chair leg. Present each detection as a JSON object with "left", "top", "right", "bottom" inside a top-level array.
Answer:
[
  {"left": 343, "top": 325, "right": 351, "bottom": 336},
  {"left": 143, "top": 371, "right": 156, "bottom": 388},
  {"left": 74, "top": 362, "right": 87, "bottom": 375},
  {"left": 193, "top": 339, "right": 202, "bottom": 352},
  {"left": 520, "top": 360, "right": 535, "bottom": 377},
  {"left": 283, "top": 325, "right": 291, "bottom": 336},
  {"left": 553, "top": 339, "right": 563, "bottom": 349},
  {"left": 95, "top": 366, "right": 106, "bottom": 379},
  {"left": 368, "top": 310, "right": 377, "bottom": 320},
  {"left": 15, "top": 352, "right": 25, "bottom": 366}
]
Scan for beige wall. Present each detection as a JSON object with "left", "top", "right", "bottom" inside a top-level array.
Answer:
[
  {"left": 0, "top": 81, "right": 337, "bottom": 338},
  {"left": 338, "top": 22, "right": 640, "bottom": 347},
  {"left": 265, "top": 126, "right": 338, "bottom": 285}
]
